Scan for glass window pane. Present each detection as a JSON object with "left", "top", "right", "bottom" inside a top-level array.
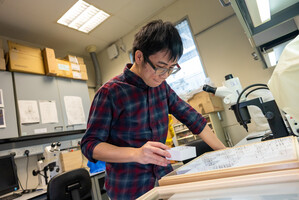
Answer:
[{"left": 167, "top": 19, "right": 206, "bottom": 99}]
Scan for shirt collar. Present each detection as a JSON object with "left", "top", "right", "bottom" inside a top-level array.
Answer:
[{"left": 124, "top": 64, "right": 149, "bottom": 89}]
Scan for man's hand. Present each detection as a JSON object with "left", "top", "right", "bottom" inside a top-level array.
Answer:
[{"left": 135, "top": 141, "right": 171, "bottom": 166}]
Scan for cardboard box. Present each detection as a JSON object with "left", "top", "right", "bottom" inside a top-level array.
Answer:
[
  {"left": 0, "top": 58, "right": 5, "bottom": 71},
  {"left": 188, "top": 91, "right": 224, "bottom": 114},
  {"left": 79, "top": 64, "right": 87, "bottom": 72},
  {"left": 65, "top": 55, "right": 85, "bottom": 71},
  {"left": 70, "top": 62, "right": 80, "bottom": 71},
  {"left": 65, "top": 54, "right": 85, "bottom": 64},
  {"left": 7, "top": 41, "right": 45, "bottom": 75},
  {"left": 77, "top": 56, "right": 84, "bottom": 64},
  {"left": 81, "top": 71, "right": 88, "bottom": 80},
  {"left": 69, "top": 63, "right": 87, "bottom": 72},
  {"left": 0, "top": 48, "right": 4, "bottom": 59},
  {"left": 56, "top": 59, "right": 72, "bottom": 78},
  {"left": 8, "top": 49, "right": 45, "bottom": 75},
  {"left": 60, "top": 150, "right": 83, "bottom": 172},
  {"left": 8, "top": 41, "right": 42, "bottom": 57},
  {"left": 42, "top": 48, "right": 57, "bottom": 76},
  {"left": 72, "top": 70, "right": 88, "bottom": 80},
  {"left": 0, "top": 49, "right": 5, "bottom": 71}
]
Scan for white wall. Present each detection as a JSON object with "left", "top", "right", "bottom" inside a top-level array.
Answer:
[{"left": 94, "top": 0, "right": 275, "bottom": 145}]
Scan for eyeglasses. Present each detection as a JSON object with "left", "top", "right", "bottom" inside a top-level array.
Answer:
[{"left": 144, "top": 55, "right": 181, "bottom": 76}]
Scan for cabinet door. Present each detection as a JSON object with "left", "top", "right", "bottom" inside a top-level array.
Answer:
[
  {"left": 56, "top": 78, "right": 90, "bottom": 131},
  {"left": 13, "top": 72, "right": 65, "bottom": 136},
  {"left": 0, "top": 71, "right": 19, "bottom": 139}
]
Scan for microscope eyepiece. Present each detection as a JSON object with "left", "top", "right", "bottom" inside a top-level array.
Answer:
[
  {"left": 203, "top": 84, "right": 217, "bottom": 94},
  {"left": 225, "top": 74, "right": 233, "bottom": 80}
]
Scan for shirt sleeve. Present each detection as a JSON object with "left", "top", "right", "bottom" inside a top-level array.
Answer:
[
  {"left": 166, "top": 84, "right": 207, "bottom": 135},
  {"left": 81, "top": 87, "right": 113, "bottom": 162}
]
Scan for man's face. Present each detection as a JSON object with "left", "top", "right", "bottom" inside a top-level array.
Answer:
[{"left": 140, "top": 50, "right": 178, "bottom": 87}]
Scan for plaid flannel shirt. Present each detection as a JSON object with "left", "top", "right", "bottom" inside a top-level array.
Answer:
[{"left": 81, "top": 64, "right": 207, "bottom": 199}]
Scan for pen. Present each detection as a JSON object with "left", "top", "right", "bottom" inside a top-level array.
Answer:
[{"left": 246, "top": 135, "right": 264, "bottom": 141}]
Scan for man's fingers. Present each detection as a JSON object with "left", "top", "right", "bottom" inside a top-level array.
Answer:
[
  {"left": 148, "top": 141, "right": 170, "bottom": 150},
  {"left": 149, "top": 146, "right": 171, "bottom": 158},
  {"left": 149, "top": 153, "right": 169, "bottom": 166}
]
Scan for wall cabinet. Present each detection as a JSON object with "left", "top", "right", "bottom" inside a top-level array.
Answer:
[
  {"left": 0, "top": 71, "right": 90, "bottom": 139},
  {"left": 13, "top": 72, "right": 90, "bottom": 136},
  {"left": 173, "top": 112, "right": 228, "bottom": 147},
  {"left": 0, "top": 71, "right": 19, "bottom": 139}
]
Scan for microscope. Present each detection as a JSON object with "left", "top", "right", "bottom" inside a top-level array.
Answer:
[
  {"left": 32, "top": 142, "right": 62, "bottom": 186},
  {"left": 203, "top": 74, "right": 290, "bottom": 140}
]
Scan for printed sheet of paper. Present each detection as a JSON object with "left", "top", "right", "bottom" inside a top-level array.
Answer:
[
  {"left": 64, "top": 96, "right": 86, "bottom": 125},
  {"left": 176, "top": 137, "right": 298, "bottom": 175},
  {"left": 0, "top": 108, "right": 6, "bottom": 128},
  {"left": 18, "top": 100, "right": 40, "bottom": 124},
  {"left": 39, "top": 100, "right": 58, "bottom": 124}
]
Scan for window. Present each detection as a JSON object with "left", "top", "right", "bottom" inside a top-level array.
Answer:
[{"left": 166, "top": 18, "right": 206, "bottom": 99}]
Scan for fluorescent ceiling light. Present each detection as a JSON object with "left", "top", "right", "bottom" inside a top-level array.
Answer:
[
  {"left": 263, "top": 49, "right": 277, "bottom": 67},
  {"left": 245, "top": 0, "right": 271, "bottom": 27},
  {"left": 268, "top": 50, "right": 276, "bottom": 67},
  {"left": 256, "top": 0, "right": 271, "bottom": 23},
  {"left": 57, "top": 0, "right": 110, "bottom": 33}
]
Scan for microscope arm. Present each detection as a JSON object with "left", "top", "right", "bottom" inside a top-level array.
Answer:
[{"left": 234, "top": 97, "right": 289, "bottom": 138}]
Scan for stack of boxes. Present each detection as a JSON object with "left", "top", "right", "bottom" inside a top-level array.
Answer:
[
  {"left": 65, "top": 55, "right": 88, "bottom": 80},
  {"left": 55, "top": 58, "right": 73, "bottom": 78},
  {"left": 3, "top": 40, "right": 88, "bottom": 81}
]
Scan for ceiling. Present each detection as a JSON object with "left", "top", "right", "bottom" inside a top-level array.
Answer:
[{"left": 0, "top": 0, "right": 177, "bottom": 57}]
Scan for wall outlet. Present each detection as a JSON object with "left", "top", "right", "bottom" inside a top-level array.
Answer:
[{"left": 71, "top": 140, "right": 79, "bottom": 147}]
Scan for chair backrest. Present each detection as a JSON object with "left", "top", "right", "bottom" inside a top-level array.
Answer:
[{"left": 47, "top": 168, "right": 92, "bottom": 200}]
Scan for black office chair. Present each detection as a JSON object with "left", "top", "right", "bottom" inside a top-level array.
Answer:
[
  {"left": 47, "top": 168, "right": 92, "bottom": 200},
  {"left": 183, "top": 139, "right": 214, "bottom": 164}
]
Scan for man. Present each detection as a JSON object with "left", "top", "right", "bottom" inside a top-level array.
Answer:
[{"left": 81, "top": 20, "right": 226, "bottom": 199}]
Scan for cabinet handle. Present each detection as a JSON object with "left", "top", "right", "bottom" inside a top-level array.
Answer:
[{"left": 54, "top": 126, "right": 63, "bottom": 130}]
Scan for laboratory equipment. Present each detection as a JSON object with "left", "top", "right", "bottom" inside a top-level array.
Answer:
[
  {"left": 32, "top": 142, "right": 62, "bottom": 186},
  {"left": 203, "top": 74, "right": 290, "bottom": 140}
]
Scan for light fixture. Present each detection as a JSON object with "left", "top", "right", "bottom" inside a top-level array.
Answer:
[
  {"left": 263, "top": 49, "right": 277, "bottom": 67},
  {"left": 57, "top": 0, "right": 110, "bottom": 33},
  {"left": 245, "top": 0, "right": 271, "bottom": 27}
]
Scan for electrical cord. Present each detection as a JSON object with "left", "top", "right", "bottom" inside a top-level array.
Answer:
[
  {"left": 18, "top": 177, "right": 25, "bottom": 191},
  {"left": 235, "top": 83, "right": 269, "bottom": 132},
  {"left": 25, "top": 154, "right": 29, "bottom": 191},
  {"left": 245, "top": 87, "right": 269, "bottom": 98},
  {"left": 14, "top": 160, "right": 25, "bottom": 193}
]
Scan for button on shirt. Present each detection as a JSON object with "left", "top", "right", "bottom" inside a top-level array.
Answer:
[{"left": 81, "top": 64, "right": 207, "bottom": 199}]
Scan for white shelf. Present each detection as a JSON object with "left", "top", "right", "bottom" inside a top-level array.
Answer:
[
  {"left": 175, "top": 128, "right": 190, "bottom": 134},
  {"left": 172, "top": 113, "right": 228, "bottom": 146},
  {"left": 177, "top": 135, "right": 194, "bottom": 141}
]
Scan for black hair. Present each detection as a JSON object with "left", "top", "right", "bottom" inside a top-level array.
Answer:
[{"left": 132, "top": 20, "right": 183, "bottom": 62}]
